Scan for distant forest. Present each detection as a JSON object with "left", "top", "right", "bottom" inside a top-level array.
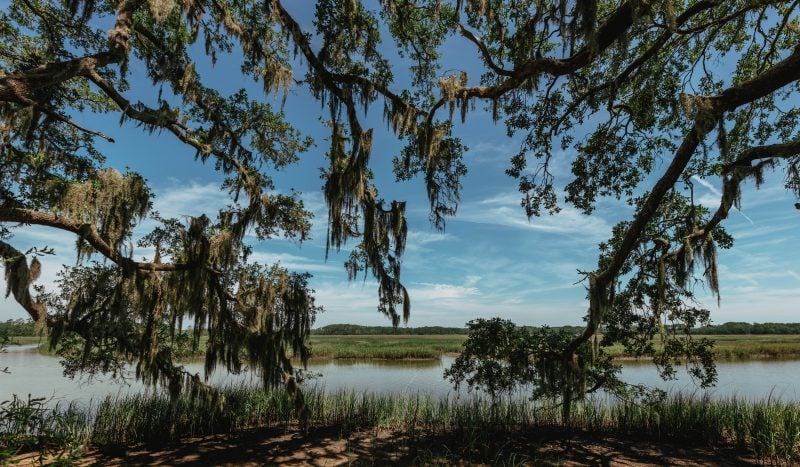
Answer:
[
  {"left": 312, "top": 324, "right": 467, "bottom": 335},
  {"left": 692, "top": 322, "right": 800, "bottom": 335},
  {"left": 311, "top": 324, "right": 588, "bottom": 335},
  {"left": 304, "top": 322, "right": 800, "bottom": 336},
  {"left": 4, "top": 319, "right": 800, "bottom": 337},
  {"left": 0, "top": 319, "right": 36, "bottom": 337}
]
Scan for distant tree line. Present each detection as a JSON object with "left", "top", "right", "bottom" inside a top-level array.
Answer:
[
  {"left": 312, "top": 324, "right": 467, "bottom": 335},
  {"left": 6, "top": 320, "right": 800, "bottom": 337},
  {"left": 312, "top": 324, "right": 591, "bottom": 335},
  {"left": 692, "top": 322, "right": 800, "bottom": 335},
  {"left": 0, "top": 319, "right": 37, "bottom": 337}
]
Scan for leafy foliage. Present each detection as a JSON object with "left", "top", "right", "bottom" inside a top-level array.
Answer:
[
  {"left": 445, "top": 318, "right": 622, "bottom": 417},
  {"left": 0, "top": 0, "right": 404, "bottom": 413},
  {"left": 2, "top": 0, "right": 800, "bottom": 419},
  {"left": 0, "top": 395, "right": 88, "bottom": 464}
]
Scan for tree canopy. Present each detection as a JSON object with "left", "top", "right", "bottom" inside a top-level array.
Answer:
[{"left": 2, "top": 0, "right": 800, "bottom": 413}]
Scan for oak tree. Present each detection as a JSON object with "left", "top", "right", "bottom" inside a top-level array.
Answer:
[
  {"left": 3, "top": 0, "right": 800, "bottom": 417},
  {"left": 0, "top": 0, "right": 411, "bottom": 413}
]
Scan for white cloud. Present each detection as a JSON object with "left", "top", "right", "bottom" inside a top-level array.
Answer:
[
  {"left": 248, "top": 251, "right": 340, "bottom": 273},
  {"left": 406, "top": 230, "right": 453, "bottom": 245},
  {"left": 457, "top": 192, "right": 611, "bottom": 239},
  {"left": 466, "top": 141, "right": 517, "bottom": 166},
  {"left": 153, "top": 181, "right": 227, "bottom": 219},
  {"left": 410, "top": 282, "right": 479, "bottom": 301}
]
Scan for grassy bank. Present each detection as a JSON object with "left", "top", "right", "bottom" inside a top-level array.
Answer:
[
  {"left": 6, "top": 336, "right": 43, "bottom": 346},
  {"left": 18, "top": 333, "right": 800, "bottom": 361},
  {"left": 3, "top": 386, "right": 800, "bottom": 464},
  {"left": 306, "top": 334, "right": 800, "bottom": 360},
  {"left": 307, "top": 334, "right": 466, "bottom": 359},
  {"left": 605, "top": 334, "right": 800, "bottom": 360}
]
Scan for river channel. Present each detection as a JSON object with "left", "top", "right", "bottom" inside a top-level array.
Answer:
[{"left": 3, "top": 344, "right": 800, "bottom": 407}]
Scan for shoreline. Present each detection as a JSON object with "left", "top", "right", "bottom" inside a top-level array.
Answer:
[
  {"left": 10, "top": 337, "right": 800, "bottom": 363},
  {"left": 6, "top": 386, "right": 797, "bottom": 465}
]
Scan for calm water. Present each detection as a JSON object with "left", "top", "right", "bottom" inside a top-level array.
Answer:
[{"left": 3, "top": 344, "right": 800, "bottom": 407}]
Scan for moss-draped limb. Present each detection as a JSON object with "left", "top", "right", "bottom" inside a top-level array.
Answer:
[{"left": 0, "top": 241, "right": 46, "bottom": 323}]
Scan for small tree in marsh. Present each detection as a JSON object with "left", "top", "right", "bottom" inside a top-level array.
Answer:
[{"left": 2, "top": 0, "right": 800, "bottom": 417}]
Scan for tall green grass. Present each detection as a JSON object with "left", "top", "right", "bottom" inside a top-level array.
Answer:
[
  {"left": 309, "top": 334, "right": 800, "bottom": 360},
  {"left": 5, "top": 386, "right": 800, "bottom": 462},
  {"left": 43, "top": 388, "right": 800, "bottom": 460},
  {"left": 0, "top": 395, "right": 90, "bottom": 464},
  {"left": 306, "top": 335, "right": 466, "bottom": 359},
  {"left": 31, "top": 334, "right": 800, "bottom": 360}
]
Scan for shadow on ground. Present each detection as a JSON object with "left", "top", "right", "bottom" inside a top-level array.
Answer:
[{"left": 16, "top": 426, "right": 760, "bottom": 466}]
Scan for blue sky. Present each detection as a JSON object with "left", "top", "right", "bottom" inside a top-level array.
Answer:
[{"left": 2, "top": 3, "right": 799, "bottom": 327}]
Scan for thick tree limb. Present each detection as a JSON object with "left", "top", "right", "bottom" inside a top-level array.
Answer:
[
  {"left": 0, "top": 0, "right": 143, "bottom": 105},
  {"left": 721, "top": 140, "right": 800, "bottom": 173},
  {"left": 0, "top": 207, "right": 194, "bottom": 272},
  {"left": 0, "top": 53, "right": 111, "bottom": 104},
  {"left": 667, "top": 139, "right": 800, "bottom": 252}
]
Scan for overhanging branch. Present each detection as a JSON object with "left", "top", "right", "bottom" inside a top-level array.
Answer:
[
  {"left": 0, "top": 207, "right": 195, "bottom": 273},
  {"left": 563, "top": 45, "right": 800, "bottom": 357}
]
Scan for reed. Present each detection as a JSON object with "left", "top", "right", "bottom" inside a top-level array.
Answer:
[
  {"left": 4, "top": 386, "right": 794, "bottom": 461},
  {"left": 5, "top": 385, "right": 800, "bottom": 462}
]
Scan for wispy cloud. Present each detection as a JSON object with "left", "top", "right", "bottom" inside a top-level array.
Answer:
[
  {"left": 153, "top": 181, "right": 227, "bottom": 219},
  {"left": 248, "top": 251, "right": 340, "bottom": 273},
  {"left": 406, "top": 230, "right": 453, "bottom": 245},
  {"left": 466, "top": 141, "right": 517, "bottom": 166},
  {"left": 410, "top": 282, "right": 479, "bottom": 301},
  {"left": 456, "top": 192, "right": 611, "bottom": 239}
]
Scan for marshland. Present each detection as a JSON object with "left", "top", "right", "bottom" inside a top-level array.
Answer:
[
  {"left": 4, "top": 0, "right": 800, "bottom": 465},
  {"left": 4, "top": 329, "right": 800, "bottom": 464}
]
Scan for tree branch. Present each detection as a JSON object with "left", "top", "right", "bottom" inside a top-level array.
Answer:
[
  {"left": 553, "top": 0, "right": 724, "bottom": 134},
  {"left": 674, "top": 139, "right": 800, "bottom": 247},
  {"left": 272, "top": 0, "right": 424, "bottom": 120},
  {"left": 457, "top": 24, "right": 514, "bottom": 77},
  {"left": 0, "top": 207, "right": 194, "bottom": 272},
  {"left": 0, "top": 240, "right": 46, "bottom": 323},
  {"left": 431, "top": 0, "right": 653, "bottom": 112},
  {"left": 564, "top": 45, "right": 800, "bottom": 357},
  {"left": 0, "top": 0, "right": 144, "bottom": 105},
  {"left": 85, "top": 70, "right": 256, "bottom": 182}
]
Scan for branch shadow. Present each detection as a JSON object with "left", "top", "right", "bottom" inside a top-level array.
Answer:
[{"left": 79, "top": 426, "right": 761, "bottom": 466}]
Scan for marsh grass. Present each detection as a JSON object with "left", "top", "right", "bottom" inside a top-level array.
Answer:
[
  {"left": 27, "top": 334, "right": 800, "bottom": 360},
  {"left": 605, "top": 334, "right": 800, "bottom": 360},
  {"left": 0, "top": 395, "right": 90, "bottom": 464},
  {"left": 7, "top": 336, "right": 44, "bottom": 346},
  {"left": 5, "top": 385, "right": 796, "bottom": 462},
  {"left": 306, "top": 335, "right": 466, "bottom": 359},
  {"left": 309, "top": 334, "right": 800, "bottom": 360}
]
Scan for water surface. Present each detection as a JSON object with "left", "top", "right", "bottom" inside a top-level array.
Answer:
[{"left": 3, "top": 344, "right": 800, "bottom": 407}]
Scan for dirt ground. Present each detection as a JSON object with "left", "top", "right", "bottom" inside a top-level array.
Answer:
[{"left": 12, "top": 427, "right": 764, "bottom": 466}]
